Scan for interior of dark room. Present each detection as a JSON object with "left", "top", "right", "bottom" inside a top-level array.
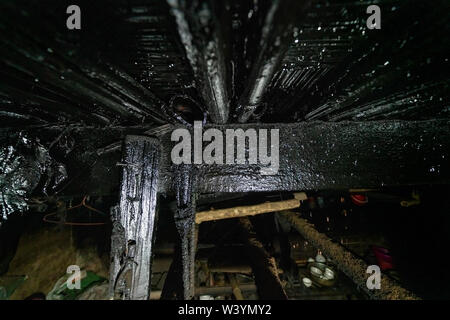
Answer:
[{"left": 0, "top": 0, "right": 449, "bottom": 302}]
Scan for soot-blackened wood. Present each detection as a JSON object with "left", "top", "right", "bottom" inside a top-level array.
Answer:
[
  {"left": 168, "top": 0, "right": 230, "bottom": 124},
  {"left": 173, "top": 164, "right": 198, "bottom": 299},
  {"left": 110, "top": 135, "right": 160, "bottom": 300},
  {"left": 237, "top": 217, "right": 288, "bottom": 300},
  {"left": 160, "top": 242, "right": 184, "bottom": 300},
  {"left": 236, "top": 0, "right": 312, "bottom": 123},
  {"left": 9, "top": 120, "right": 449, "bottom": 196},
  {"left": 155, "top": 120, "right": 450, "bottom": 193}
]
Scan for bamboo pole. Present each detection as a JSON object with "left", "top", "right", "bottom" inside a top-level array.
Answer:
[{"left": 195, "top": 193, "right": 306, "bottom": 224}]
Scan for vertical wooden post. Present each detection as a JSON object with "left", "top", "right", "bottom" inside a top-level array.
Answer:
[
  {"left": 173, "top": 164, "right": 198, "bottom": 300},
  {"left": 110, "top": 135, "right": 160, "bottom": 300}
]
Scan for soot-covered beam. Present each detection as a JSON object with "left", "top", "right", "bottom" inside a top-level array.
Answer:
[
  {"left": 6, "top": 120, "right": 449, "bottom": 195},
  {"left": 109, "top": 135, "right": 160, "bottom": 300},
  {"left": 236, "top": 0, "right": 312, "bottom": 123},
  {"left": 168, "top": 0, "right": 230, "bottom": 124},
  {"left": 155, "top": 119, "right": 450, "bottom": 193}
]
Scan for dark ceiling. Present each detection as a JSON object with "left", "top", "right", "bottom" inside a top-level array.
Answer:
[{"left": 0, "top": 0, "right": 448, "bottom": 129}]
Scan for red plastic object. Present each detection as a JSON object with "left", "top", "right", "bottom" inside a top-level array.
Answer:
[
  {"left": 350, "top": 194, "right": 368, "bottom": 206},
  {"left": 372, "top": 246, "right": 395, "bottom": 271}
]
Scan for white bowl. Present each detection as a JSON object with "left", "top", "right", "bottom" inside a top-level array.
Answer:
[
  {"left": 324, "top": 267, "right": 335, "bottom": 280},
  {"left": 315, "top": 254, "right": 326, "bottom": 263},
  {"left": 302, "top": 277, "right": 312, "bottom": 287},
  {"left": 310, "top": 266, "right": 323, "bottom": 276}
]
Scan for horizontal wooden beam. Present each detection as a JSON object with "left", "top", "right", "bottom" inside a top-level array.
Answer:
[
  {"left": 195, "top": 193, "right": 306, "bottom": 224},
  {"left": 5, "top": 120, "right": 450, "bottom": 195},
  {"left": 156, "top": 120, "right": 450, "bottom": 193}
]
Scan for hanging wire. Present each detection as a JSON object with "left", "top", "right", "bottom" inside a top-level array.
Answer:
[{"left": 43, "top": 195, "right": 107, "bottom": 226}]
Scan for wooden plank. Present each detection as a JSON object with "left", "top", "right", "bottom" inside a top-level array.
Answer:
[{"left": 110, "top": 135, "right": 160, "bottom": 300}]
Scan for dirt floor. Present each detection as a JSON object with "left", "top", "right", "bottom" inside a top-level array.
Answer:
[{"left": 1, "top": 226, "right": 109, "bottom": 300}]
